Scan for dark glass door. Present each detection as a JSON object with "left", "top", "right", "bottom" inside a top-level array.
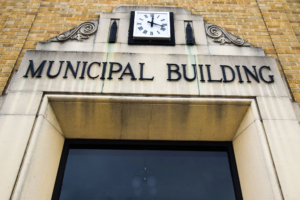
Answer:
[{"left": 52, "top": 140, "right": 242, "bottom": 200}]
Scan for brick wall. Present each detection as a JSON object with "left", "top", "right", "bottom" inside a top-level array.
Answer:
[{"left": 0, "top": 0, "right": 299, "bottom": 104}]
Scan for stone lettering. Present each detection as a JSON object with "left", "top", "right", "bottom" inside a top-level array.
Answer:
[
  {"left": 119, "top": 62, "right": 137, "bottom": 80},
  {"left": 87, "top": 62, "right": 101, "bottom": 79},
  {"left": 23, "top": 60, "right": 47, "bottom": 78},
  {"left": 259, "top": 66, "right": 274, "bottom": 83},
  {"left": 167, "top": 63, "right": 181, "bottom": 81},
  {"left": 243, "top": 66, "right": 259, "bottom": 83},
  {"left": 235, "top": 65, "right": 244, "bottom": 83},
  {"left": 206, "top": 64, "right": 222, "bottom": 82},
  {"left": 107, "top": 62, "right": 122, "bottom": 80},
  {"left": 63, "top": 61, "right": 80, "bottom": 79},
  {"left": 221, "top": 65, "right": 235, "bottom": 82},
  {"left": 139, "top": 63, "right": 154, "bottom": 80},
  {"left": 47, "top": 61, "right": 64, "bottom": 78},
  {"left": 182, "top": 64, "right": 196, "bottom": 81},
  {"left": 24, "top": 59, "right": 276, "bottom": 84},
  {"left": 79, "top": 61, "right": 88, "bottom": 79}
]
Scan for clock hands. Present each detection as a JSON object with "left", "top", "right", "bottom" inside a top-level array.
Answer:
[{"left": 147, "top": 21, "right": 164, "bottom": 27}]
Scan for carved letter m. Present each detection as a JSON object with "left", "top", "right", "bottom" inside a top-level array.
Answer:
[{"left": 23, "top": 60, "right": 46, "bottom": 78}]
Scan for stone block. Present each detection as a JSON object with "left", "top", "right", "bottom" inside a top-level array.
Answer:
[
  {"left": 9, "top": 51, "right": 288, "bottom": 99},
  {"left": 193, "top": 20, "right": 207, "bottom": 46},
  {"left": 38, "top": 97, "right": 63, "bottom": 134},
  {"left": 11, "top": 116, "right": 64, "bottom": 200},
  {"left": 117, "top": 18, "right": 130, "bottom": 44},
  {"left": 263, "top": 119, "right": 300, "bottom": 200},
  {"left": 233, "top": 121, "right": 282, "bottom": 200},
  {"left": 112, "top": 6, "right": 191, "bottom": 15},
  {"left": 256, "top": 96, "right": 297, "bottom": 120},
  {"left": 95, "top": 18, "right": 110, "bottom": 43},
  {"left": 174, "top": 19, "right": 185, "bottom": 45},
  {"left": 36, "top": 41, "right": 94, "bottom": 52},
  {"left": 196, "top": 55, "right": 287, "bottom": 97},
  {"left": 291, "top": 101, "right": 300, "bottom": 122},
  {"left": 233, "top": 100, "right": 260, "bottom": 140},
  {"left": 0, "top": 115, "right": 36, "bottom": 200},
  {"left": 0, "top": 91, "right": 43, "bottom": 115},
  {"left": 47, "top": 95, "right": 249, "bottom": 141},
  {"left": 100, "top": 12, "right": 130, "bottom": 19}
]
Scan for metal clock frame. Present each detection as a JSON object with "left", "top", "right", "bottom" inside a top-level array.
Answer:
[
  {"left": 133, "top": 11, "right": 171, "bottom": 40},
  {"left": 128, "top": 11, "right": 175, "bottom": 46}
]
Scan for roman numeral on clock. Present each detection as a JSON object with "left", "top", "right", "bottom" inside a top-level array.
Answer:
[
  {"left": 138, "top": 26, "right": 143, "bottom": 31},
  {"left": 143, "top": 30, "right": 147, "bottom": 34}
]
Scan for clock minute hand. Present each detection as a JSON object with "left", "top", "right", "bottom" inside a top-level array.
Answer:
[
  {"left": 147, "top": 21, "right": 163, "bottom": 27},
  {"left": 151, "top": 15, "right": 154, "bottom": 27}
]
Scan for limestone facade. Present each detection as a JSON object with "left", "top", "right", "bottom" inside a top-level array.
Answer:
[
  {"left": 1, "top": 0, "right": 300, "bottom": 106},
  {"left": 0, "top": 3, "right": 300, "bottom": 200}
]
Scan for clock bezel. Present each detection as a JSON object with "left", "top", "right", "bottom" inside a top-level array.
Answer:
[{"left": 128, "top": 11, "right": 175, "bottom": 46}]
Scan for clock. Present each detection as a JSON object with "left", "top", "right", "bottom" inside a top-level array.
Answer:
[
  {"left": 133, "top": 11, "right": 171, "bottom": 40},
  {"left": 128, "top": 11, "right": 175, "bottom": 45}
]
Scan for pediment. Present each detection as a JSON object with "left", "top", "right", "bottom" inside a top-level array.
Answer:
[{"left": 37, "top": 6, "right": 262, "bottom": 56}]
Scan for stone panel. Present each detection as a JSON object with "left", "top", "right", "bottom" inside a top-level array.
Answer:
[
  {"left": 48, "top": 95, "right": 249, "bottom": 141},
  {"left": 11, "top": 116, "right": 64, "bottom": 200},
  {"left": 233, "top": 121, "right": 282, "bottom": 200},
  {"left": 10, "top": 51, "right": 287, "bottom": 98},
  {"left": 256, "top": 97, "right": 297, "bottom": 120},
  {"left": 0, "top": 91, "right": 42, "bottom": 115},
  {"left": 262, "top": 119, "right": 300, "bottom": 199},
  {"left": 0, "top": 115, "right": 36, "bottom": 200}
]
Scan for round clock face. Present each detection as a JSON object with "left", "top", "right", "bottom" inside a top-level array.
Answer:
[{"left": 133, "top": 11, "right": 171, "bottom": 40}]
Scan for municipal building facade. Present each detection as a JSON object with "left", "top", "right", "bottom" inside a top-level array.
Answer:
[{"left": 0, "top": 2, "right": 300, "bottom": 200}]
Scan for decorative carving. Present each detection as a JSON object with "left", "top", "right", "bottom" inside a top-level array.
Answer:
[
  {"left": 205, "top": 23, "right": 251, "bottom": 47},
  {"left": 48, "top": 20, "right": 98, "bottom": 42}
]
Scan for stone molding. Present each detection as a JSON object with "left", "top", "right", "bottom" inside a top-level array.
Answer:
[
  {"left": 205, "top": 23, "right": 252, "bottom": 47},
  {"left": 47, "top": 20, "right": 98, "bottom": 42}
]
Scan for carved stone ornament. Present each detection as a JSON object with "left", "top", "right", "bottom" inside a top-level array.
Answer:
[
  {"left": 48, "top": 20, "right": 98, "bottom": 42},
  {"left": 205, "top": 23, "right": 252, "bottom": 47}
]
